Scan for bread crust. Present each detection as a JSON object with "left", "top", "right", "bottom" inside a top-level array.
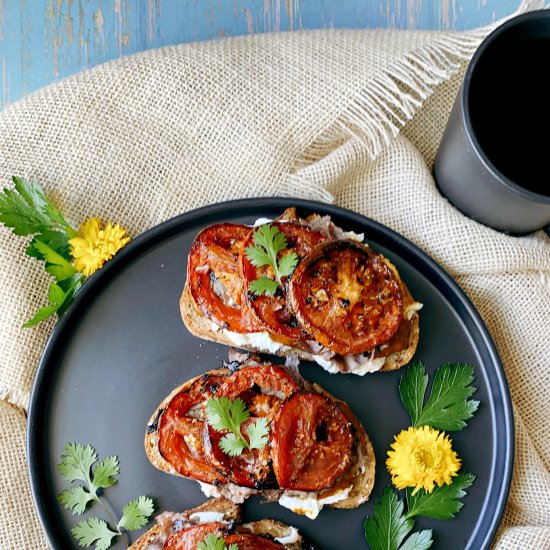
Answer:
[{"left": 144, "top": 363, "right": 375, "bottom": 514}]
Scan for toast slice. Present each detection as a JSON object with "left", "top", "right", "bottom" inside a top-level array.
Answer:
[
  {"left": 145, "top": 357, "right": 375, "bottom": 518},
  {"left": 180, "top": 278, "right": 420, "bottom": 374},
  {"left": 130, "top": 497, "right": 312, "bottom": 549}
]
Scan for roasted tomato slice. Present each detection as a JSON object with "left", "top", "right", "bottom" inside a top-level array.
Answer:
[
  {"left": 222, "top": 534, "right": 284, "bottom": 549},
  {"left": 162, "top": 522, "right": 228, "bottom": 550},
  {"left": 203, "top": 365, "right": 299, "bottom": 488},
  {"left": 158, "top": 375, "right": 227, "bottom": 484},
  {"left": 240, "top": 222, "right": 328, "bottom": 343},
  {"left": 288, "top": 240, "right": 403, "bottom": 355},
  {"left": 188, "top": 223, "right": 264, "bottom": 333},
  {"left": 271, "top": 392, "right": 354, "bottom": 491}
]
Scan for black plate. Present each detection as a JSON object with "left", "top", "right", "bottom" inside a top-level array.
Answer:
[{"left": 28, "top": 198, "right": 513, "bottom": 550}]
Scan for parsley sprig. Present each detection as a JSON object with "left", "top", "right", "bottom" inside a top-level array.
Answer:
[
  {"left": 57, "top": 443, "right": 154, "bottom": 550},
  {"left": 364, "top": 363, "right": 478, "bottom": 550},
  {"left": 206, "top": 397, "right": 270, "bottom": 456},
  {"left": 197, "top": 534, "right": 238, "bottom": 550},
  {"left": 245, "top": 224, "right": 298, "bottom": 296},
  {"left": 400, "top": 363, "right": 479, "bottom": 431},
  {"left": 0, "top": 177, "right": 84, "bottom": 326}
]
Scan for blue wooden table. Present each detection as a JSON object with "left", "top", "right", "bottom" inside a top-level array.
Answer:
[{"left": 0, "top": 0, "right": 519, "bottom": 111}]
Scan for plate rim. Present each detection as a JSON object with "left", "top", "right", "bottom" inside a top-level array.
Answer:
[{"left": 27, "top": 197, "right": 514, "bottom": 550}]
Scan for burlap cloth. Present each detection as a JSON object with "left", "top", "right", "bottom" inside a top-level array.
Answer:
[{"left": 1, "top": 2, "right": 549, "bottom": 548}]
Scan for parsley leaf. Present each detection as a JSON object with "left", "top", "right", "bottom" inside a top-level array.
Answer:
[
  {"left": 364, "top": 487, "right": 433, "bottom": 550},
  {"left": 71, "top": 517, "right": 117, "bottom": 550},
  {"left": 197, "top": 533, "right": 238, "bottom": 550},
  {"left": 400, "top": 362, "right": 479, "bottom": 431},
  {"left": 406, "top": 472, "right": 475, "bottom": 520},
  {"left": 118, "top": 496, "right": 155, "bottom": 531},
  {"left": 245, "top": 224, "right": 299, "bottom": 296},
  {"left": 0, "top": 176, "right": 75, "bottom": 237},
  {"left": 206, "top": 397, "right": 269, "bottom": 456},
  {"left": 57, "top": 486, "right": 94, "bottom": 515},
  {"left": 24, "top": 273, "right": 83, "bottom": 327}
]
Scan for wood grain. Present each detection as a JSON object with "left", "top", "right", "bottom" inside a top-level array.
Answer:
[{"left": 0, "top": 0, "right": 518, "bottom": 110}]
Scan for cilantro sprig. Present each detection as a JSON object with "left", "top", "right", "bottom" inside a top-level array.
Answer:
[
  {"left": 206, "top": 397, "right": 269, "bottom": 456},
  {"left": 245, "top": 224, "right": 298, "bottom": 296},
  {"left": 197, "top": 534, "right": 238, "bottom": 550},
  {"left": 400, "top": 362, "right": 479, "bottom": 431},
  {"left": 57, "top": 443, "right": 154, "bottom": 550},
  {"left": 0, "top": 177, "right": 84, "bottom": 326}
]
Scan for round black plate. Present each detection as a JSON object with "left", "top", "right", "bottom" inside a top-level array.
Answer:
[{"left": 28, "top": 198, "right": 513, "bottom": 550}]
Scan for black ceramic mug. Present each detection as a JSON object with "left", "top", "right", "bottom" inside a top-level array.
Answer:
[{"left": 433, "top": 10, "right": 550, "bottom": 235}]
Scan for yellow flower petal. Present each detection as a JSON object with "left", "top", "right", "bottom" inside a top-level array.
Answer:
[
  {"left": 386, "top": 425, "right": 461, "bottom": 494},
  {"left": 69, "top": 218, "right": 131, "bottom": 277}
]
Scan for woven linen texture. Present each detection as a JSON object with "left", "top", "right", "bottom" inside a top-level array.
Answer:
[{"left": 0, "top": 6, "right": 548, "bottom": 548}]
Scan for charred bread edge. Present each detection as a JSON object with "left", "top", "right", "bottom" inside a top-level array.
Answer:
[
  {"left": 130, "top": 498, "right": 307, "bottom": 550},
  {"left": 180, "top": 276, "right": 420, "bottom": 373},
  {"left": 144, "top": 367, "right": 375, "bottom": 511}
]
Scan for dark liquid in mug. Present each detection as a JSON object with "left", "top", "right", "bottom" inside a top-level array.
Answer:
[{"left": 469, "top": 36, "right": 550, "bottom": 196}]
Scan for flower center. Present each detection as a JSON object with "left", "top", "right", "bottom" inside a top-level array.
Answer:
[{"left": 413, "top": 447, "right": 438, "bottom": 471}]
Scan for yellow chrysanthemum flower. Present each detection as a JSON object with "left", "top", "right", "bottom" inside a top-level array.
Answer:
[
  {"left": 386, "top": 425, "right": 461, "bottom": 494},
  {"left": 69, "top": 217, "right": 131, "bottom": 277}
]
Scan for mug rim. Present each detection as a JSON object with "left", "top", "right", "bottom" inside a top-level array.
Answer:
[{"left": 461, "top": 9, "right": 550, "bottom": 205}]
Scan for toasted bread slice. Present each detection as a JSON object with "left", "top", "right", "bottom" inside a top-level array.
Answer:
[
  {"left": 145, "top": 361, "right": 375, "bottom": 516},
  {"left": 180, "top": 277, "right": 420, "bottom": 374},
  {"left": 130, "top": 497, "right": 239, "bottom": 550}
]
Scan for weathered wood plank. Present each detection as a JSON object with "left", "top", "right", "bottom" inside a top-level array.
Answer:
[{"left": 0, "top": 0, "right": 519, "bottom": 110}]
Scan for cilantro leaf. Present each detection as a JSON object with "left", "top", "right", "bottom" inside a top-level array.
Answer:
[
  {"left": 400, "top": 363, "right": 479, "bottom": 431},
  {"left": 206, "top": 396, "right": 249, "bottom": 432},
  {"left": 118, "top": 496, "right": 155, "bottom": 531},
  {"left": 406, "top": 472, "right": 475, "bottom": 520},
  {"left": 91, "top": 456, "right": 119, "bottom": 490},
  {"left": 248, "top": 276, "right": 279, "bottom": 296},
  {"left": 365, "top": 487, "right": 414, "bottom": 550},
  {"left": 57, "top": 486, "right": 94, "bottom": 515},
  {"left": 206, "top": 397, "right": 269, "bottom": 456},
  {"left": 245, "top": 224, "right": 299, "bottom": 296},
  {"left": 197, "top": 533, "right": 238, "bottom": 550},
  {"left": 58, "top": 443, "right": 97, "bottom": 484},
  {"left": 71, "top": 517, "right": 117, "bottom": 550},
  {"left": 219, "top": 433, "right": 248, "bottom": 457},
  {"left": 246, "top": 417, "right": 270, "bottom": 450}
]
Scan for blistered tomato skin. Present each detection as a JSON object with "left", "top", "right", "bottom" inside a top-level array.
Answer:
[
  {"left": 162, "top": 523, "right": 228, "bottom": 550},
  {"left": 223, "top": 533, "right": 285, "bottom": 549},
  {"left": 271, "top": 392, "right": 354, "bottom": 492},
  {"left": 288, "top": 239, "right": 403, "bottom": 355},
  {"left": 240, "top": 222, "right": 328, "bottom": 343},
  {"left": 187, "top": 223, "right": 264, "bottom": 333},
  {"left": 203, "top": 365, "right": 299, "bottom": 488},
  {"left": 158, "top": 375, "right": 227, "bottom": 485}
]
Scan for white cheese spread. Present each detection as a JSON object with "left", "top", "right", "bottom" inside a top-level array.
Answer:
[
  {"left": 189, "top": 511, "right": 227, "bottom": 524},
  {"left": 275, "top": 527, "right": 300, "bottom": 544},
  {"left": 278, "top": 485, "right": 353, "bottom": 520}
]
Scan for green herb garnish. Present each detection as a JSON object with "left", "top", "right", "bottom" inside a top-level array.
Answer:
[
  {"left": 364, "top": 488, "right": 433, "bottom": 550},
  {"left": 206, "top": 396, "right": 269, "bottom": 456},
  {"left": 399, "top": 362, "right": 479, "bottom": 431},
  {"left": 57, "top": 443, "right": 154, "bottom": 550},
  {"left": 244, "top": 224, "right": 298, "bottom": 296},
  {"left": 0, "top": 176, "right": 84, "bottom": 326},
  {"left": 197, "top": 533, "right": 238, "bottom": 550}
]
